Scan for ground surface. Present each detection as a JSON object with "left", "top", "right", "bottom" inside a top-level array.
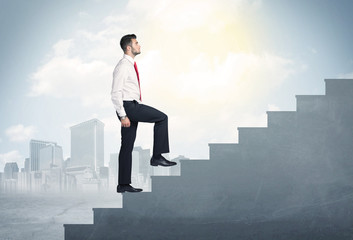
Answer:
[{"left": 0, "top": 191, "right": 121, "bottom": 240}]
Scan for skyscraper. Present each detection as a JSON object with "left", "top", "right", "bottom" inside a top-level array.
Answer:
[
  {"left": 70, "top": 119, "right": 105, "bottom": 172},
  {"left": 39, "top": 144, "right": 63, "bottom": 169},
  {"left": 133, "top": 146, "right": 152, "bottom": 180},
  {"left": 24, "top": 158, "right": 30, "bottom": 172},
  {"left": 109, "top": 153, "right": 118, "bottom": 185},
  {"left": 4, "top": 162, "right": 19, "bottom": 179},
  {"left": 30, "top": 139, "right": 57, "bottom": 171}
]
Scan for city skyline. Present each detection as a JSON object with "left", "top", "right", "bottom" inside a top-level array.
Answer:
[{"left": 0, "top": 116, "right": 183, "bottom": 194}]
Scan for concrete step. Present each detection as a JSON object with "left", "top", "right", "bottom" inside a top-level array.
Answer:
[
  {"left": 93, "top": 205, "right": 162, "bottom": 225},
  {"left": 267, "top": 111, "right": 296, "bottom": 129},
  {"left": 325, "top": 79, "right": 353, "bottom": 97},
  {"left": 121, "top": 191, "right": 154, "bottom": 210},
  {"left": 209, "top": 143, "right": 240, "bottom": 161},
  {"left": 93, "top": 207, "right": 124, "bottom": 224},
  {"left": 179, "top": 158, "right": 243, "bottom": 179},
  {"left": 120, "top": 183, "right": 182, "bottom": 218},
  {"left": 179, "top": 159, "right": 211, "bottom": 177},
  {"left": 151, "top": 175, "right": 183, "bottom": 192},
  {"left": 120, "top": 177, "right": 192, "bottom": 215},
  {"left": 295, "top": 95, "right": 326, "bottom": 113},
  {"left": 237, "top": 127, "right": 268, "bottom": 145},
  {"left": 64, "top": 224, "right": 94, "bottom": 240}
]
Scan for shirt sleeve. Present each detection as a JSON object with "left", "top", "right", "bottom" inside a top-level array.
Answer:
[{"left": 111, "top": 63, "right": 127, "bottom": 117}]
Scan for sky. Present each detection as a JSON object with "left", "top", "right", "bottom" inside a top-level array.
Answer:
[{"left": 1, "top": 0, "right": 353, "bottom": 170}]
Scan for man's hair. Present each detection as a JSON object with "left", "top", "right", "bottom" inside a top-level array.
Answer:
[{"left": 120, "top": 34, "right": 137, "bottom": 52}]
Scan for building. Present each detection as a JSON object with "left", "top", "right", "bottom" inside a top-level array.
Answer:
[
  {"left": 109, "top": 153, "right": 118, "bottom": 186},
  {"left": 133, "top": 147, "right": 152, "bottom": 180},
  {"left": 63, "top": 157, "right": 72, "bottom": 169},
  {"left": 0, "top": 172, "right": 3, "bottom": 192},
  {"left": 4, "top": 162, "right": 19, "bottom": 192},
  {"left": 17, "top": 171, "right": 28, "bottom": 192},
  {"left": 4, "top": 162, "right": 19, "bottom": 179},
  {"left": 30, "top": 139, "right": 57, "bottom": 171},
  {"left": 20, "top": 158, "right": 31, "bottom": 192},
  {"left": 132, "top": 147, "right": 152, "bottom": 190},
  {"left": 40, "top": 168, "right": 63, "bottom": 192},
  {"left": 70, "top": 119, "right": 105, "bottom": 172},
  {"left": 24, "top": 158, "right": 30, "bottom": 172},
  {"left": 64, "top": 166, "right": 100, "bottom": 192},
  {"left": 39, "top": 144, "right": 63, "bottom": 170},
  {"left": 99, "top": 166, "right": 109, "bottom": 190}
]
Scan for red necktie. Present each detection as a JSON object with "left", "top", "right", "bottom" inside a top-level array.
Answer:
[{"left": 134, "top": 62, "right": 142, "bottom": 101}]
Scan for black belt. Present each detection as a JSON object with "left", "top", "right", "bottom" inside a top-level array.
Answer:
[{"left": 123, "top": 100, "right": 139, "bottom": 104}]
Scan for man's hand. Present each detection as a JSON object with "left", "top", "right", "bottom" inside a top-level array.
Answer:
[{"left": 121, "top": 117, "right": 131, "bottom": 128}]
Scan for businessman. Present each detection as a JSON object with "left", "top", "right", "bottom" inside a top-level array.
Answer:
[{"left": 111, "top": 34, "right": 176, "bottom": 193}]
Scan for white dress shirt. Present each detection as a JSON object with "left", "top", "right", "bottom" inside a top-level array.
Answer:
[{"left": 111, "top": 54, "right": 142, "bottom": 117}]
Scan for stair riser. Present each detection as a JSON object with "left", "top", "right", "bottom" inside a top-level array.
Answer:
[
  {"left": 209, "top": 144, "right": 240, "bottom": 161},
  {"left": 296, "top": 96, "right": 326, "bottom": 113},
  {"left": 267, "top": 112, "right": 296, "bottom": 128},
  {"left": 325, "top": 79, "right": 353, "bottom": 97},
  {"left": 238, "top": 128, "right": 268, "bottom": 145}
]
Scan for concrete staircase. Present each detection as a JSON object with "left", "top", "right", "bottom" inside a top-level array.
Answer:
[{"left": 64, "top": 79, "right": 353, "bottom": 239}]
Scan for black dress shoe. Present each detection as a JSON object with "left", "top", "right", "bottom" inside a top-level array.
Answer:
[
  {"left": 150, "top": 155, "right": 177, "bottom": 167},
  {"left": 117, "top": 184, "right": 143, "bottom": 193}
]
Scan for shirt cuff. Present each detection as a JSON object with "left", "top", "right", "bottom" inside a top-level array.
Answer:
[{"left": 117, "top": 109, "right": 126, "bottom": 118}]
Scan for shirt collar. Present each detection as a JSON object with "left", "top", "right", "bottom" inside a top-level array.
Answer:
[{"left": 123, "top": 54, "right": 135, "bottom": 64}]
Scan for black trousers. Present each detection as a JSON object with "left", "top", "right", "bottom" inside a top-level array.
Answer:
[{"left": 117, "top": 100, "right": 169, "bottom": 184}]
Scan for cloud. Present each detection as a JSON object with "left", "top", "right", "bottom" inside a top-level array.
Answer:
[
  {"left": 0, "top": 150, "right": 23, "bottom": 170},
  {"left": 53, "top": 39, "right": 74, "bottom": 57},
  {"left": 28, "top": 25, "right": 126, "bottom": 109},
  {"left": 29, "top": 56, "right": 112, "bottom": 107},
  {"left": 28, "top": 0, "right": 298, "bottom": 158},
  {"left": 102, "top": 14, "right": 131, "bottom": 25},
  {"left": 5, "top": 124, "right": 36, "bottom": 142},
  {"left": 28, "top": 0, "right": 265, "bottom": 109}
]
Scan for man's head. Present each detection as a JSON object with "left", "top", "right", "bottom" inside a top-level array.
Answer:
[{"left": 120, "top": 34, "right": 141, "bottom": 57}]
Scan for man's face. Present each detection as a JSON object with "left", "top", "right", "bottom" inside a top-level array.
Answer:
[{"left": 130, "top": 38, "right": 141, "bottom": 56}]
